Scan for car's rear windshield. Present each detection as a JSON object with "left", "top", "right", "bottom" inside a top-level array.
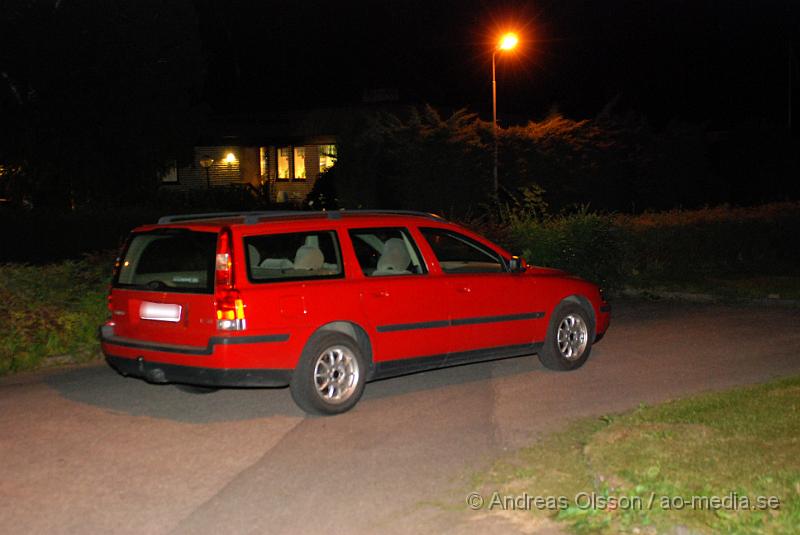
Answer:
[{"left": 114, "top": 229, "right": 217, "bottom": 293}]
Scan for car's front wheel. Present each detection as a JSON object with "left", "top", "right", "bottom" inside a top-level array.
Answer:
[
  {"left": 538, "top": 302, "right": 594, "bottom": 371},
  {"left": 290, "top": 332, "right": 366, "bottom": 415}
]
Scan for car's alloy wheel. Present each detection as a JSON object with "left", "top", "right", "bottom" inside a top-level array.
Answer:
[
  {"left": 556, "top": 313, "right": 588, "bottom": 361},
  {"left": 291, "top": 332, "right": 367, "bottom": 415},
  {"left": 538, "top": 301, "right": 594, "bottom": 371},
  {"left": 313, "top": 345, "right": 360, "bottom": 404}
]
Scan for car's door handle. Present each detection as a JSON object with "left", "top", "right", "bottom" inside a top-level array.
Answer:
[
  {"left": 373, "top": 290, "right": 390, "bottom": 298},
  {"left": 456, "top": 287, "right": 472, "bottom": 294}
]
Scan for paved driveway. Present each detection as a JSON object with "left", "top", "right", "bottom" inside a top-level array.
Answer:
[{"left": 1, "top": 301, "right": 799, "bottom": 534}]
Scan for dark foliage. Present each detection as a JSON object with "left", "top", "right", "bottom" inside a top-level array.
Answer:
[
  {"left": 0, "top": 0, "right": 205, "bottom": 209},
  {"left": 0, "top": 186, "right": 276, "bottom": 263},
  {"left": 307, "top": 104, "right": 798, "bottom": 218}
]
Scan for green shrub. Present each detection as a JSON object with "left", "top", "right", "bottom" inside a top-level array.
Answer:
[
  {"left": 510, "top": 212, "right": 623, "bottom": 290},
  {"left": 504, "top": 202, "right": 800, "bottom": 293},
  {"left": 617, "top": 203, "right": 800, "bottom": 282},
  {"left": 0, "top": 255, "right": 111, "bottom": 374}
]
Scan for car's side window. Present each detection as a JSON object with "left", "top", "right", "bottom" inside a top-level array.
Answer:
[
  {"left": 420, "top": 228, "right": 505, "bottom": 274},
  {"left": 348, "top": 227, "right": 427, "bottom": 277},
  {"left": 244, "top": 230, "right": 342, "bottom": 282}
]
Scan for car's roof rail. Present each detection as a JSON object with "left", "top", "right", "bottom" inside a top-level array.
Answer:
[
  {"left": 333, "top": 209, "right": 445, "bottom": 221},
  {"left": 157, "top": 209, "right": 446, "bottom": 226},
  {"left": 157, "top": 211, "right": 310, "bottom": 224}
]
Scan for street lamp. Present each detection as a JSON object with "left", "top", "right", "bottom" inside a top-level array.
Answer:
[
  {"left": 199, "top": 155, "right": 214, "bottom": 189},
  {"left": 492, "top": 31, "right": 519, "bottom": 196}
]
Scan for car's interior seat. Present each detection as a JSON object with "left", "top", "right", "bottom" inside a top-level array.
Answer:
[
  {"left": 293, "top": 245, "right": 324, "bottom": 270},
  {"left": 247, "top": 244, "right": 261, "bottom": 268},
  {"left": 374, "top": 238, "right": 411, "bottom": 275}
]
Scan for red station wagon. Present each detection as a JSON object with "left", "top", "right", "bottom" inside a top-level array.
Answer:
[{"left": 100, "top": 210, "right": 611, "bottom": 414}]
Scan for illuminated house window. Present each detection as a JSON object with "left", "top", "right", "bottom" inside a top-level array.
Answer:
[
  {"left": 259, "top": 147, "right": 268, "bottom": 177},
  {"left": 319, "top": 144, "right": 337, "bottom": 173},
  {"left": 293, "top": 147, "right": 306, "bottom": 179},
  {"left": 277, "top": 147, "right": 291, "bottom": 179},
  {"left": 160, "top": 161, "right": 178, "bottom": 183}
]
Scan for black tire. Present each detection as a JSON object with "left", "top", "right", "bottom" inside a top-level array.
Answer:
[
  {"left": 290, "top": 332, "right": 367, "bottom": 415},
  {"left": 538, "top": 302, "right": 594, "bottom": 371},
  {"left": 174, "top": 384, "right": 219, "bottom": 394}
]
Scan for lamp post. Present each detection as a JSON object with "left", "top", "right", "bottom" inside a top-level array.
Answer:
[
  {"left": 492, "top": 32, "right": 519, "bottom": 196},
  {"left": 199, "top": 155, "right": 214, "bottom": 189}
]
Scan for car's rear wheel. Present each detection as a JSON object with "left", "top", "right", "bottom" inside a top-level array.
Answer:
[
  {"left": 538, "top": 302, "right": 594, "bottom": 371},
  {"left": 291, "top": 332, "right": 366, "bottom": 415}
]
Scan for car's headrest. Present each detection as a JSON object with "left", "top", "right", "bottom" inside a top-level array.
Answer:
[
  {"left": 294, "top": 245, "right": 324, "bottom": 270},
  {"left": 376, "top": 238, "right": 411, "bottom": 273}
]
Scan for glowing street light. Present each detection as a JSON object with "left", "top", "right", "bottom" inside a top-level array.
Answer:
[
  {"left": 492, "top": 32, "right": 519, "bottom": 196},
  {"left": 499, "top": 32, "right": 519, "bottom": 51}
]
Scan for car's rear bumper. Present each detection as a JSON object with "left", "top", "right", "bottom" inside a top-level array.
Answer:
[
  {"left": 99, "top": 325, "right": 293, "bottom": 387},
  {"left": 105, "top": 354, "right": 292, "bottom": 387}
]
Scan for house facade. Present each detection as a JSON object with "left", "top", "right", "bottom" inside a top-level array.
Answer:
[{"left": 164, "top": 108, "right": 344, "bottom": 203}]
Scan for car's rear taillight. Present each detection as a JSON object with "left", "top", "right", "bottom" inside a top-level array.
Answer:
[
  {"left": 215, "top": 228, "right": 246, "bottom": 331},
  {"left": 107, "top": 239, "right": 128, "bottom": 319},
  {"left": 216, "top": 289, "right": 246, "bottom": 331},
  {"left": 215, "top": 229, "right": 233, "bottom": 288}
]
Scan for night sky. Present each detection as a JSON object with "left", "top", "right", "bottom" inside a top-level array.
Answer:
[{"left": 194, "top": 0, "right": 799, "bottom": 129}]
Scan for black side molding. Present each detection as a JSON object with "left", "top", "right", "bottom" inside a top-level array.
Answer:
[
  {"left": 369, "top": 342, "right": 543, "bottom": 381},
  {"left": 451, "top": 312, "right": 544, "bottom": 327},
  {"left": 106, "top": 341, "right": 544, "bottom": 388},
  {"left": 376, "top": 320, "right": 450, "bottom": 333},
  {"left": 377, "top": 311, "right": 544, "bottom": 333}
]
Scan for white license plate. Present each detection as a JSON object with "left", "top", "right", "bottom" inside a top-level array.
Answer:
[{"left": 140, "top": 302, "right": 182, "bottom": 322}]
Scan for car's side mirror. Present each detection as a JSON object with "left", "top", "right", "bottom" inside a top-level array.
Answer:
[{"left": 508, "top": 255, "right": 528, "bottom": 273}]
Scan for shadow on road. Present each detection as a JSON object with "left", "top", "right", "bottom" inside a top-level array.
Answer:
[
  {"left": 44, "top": 365, "right": 303, "bottom": 423},
  {"left": 43, "top": 351, "right": 554, "bottom": 423}
]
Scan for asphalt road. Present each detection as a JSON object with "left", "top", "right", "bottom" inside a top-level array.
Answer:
[{"left": 2, "top": 301, "right": 799, "bottom": 535}]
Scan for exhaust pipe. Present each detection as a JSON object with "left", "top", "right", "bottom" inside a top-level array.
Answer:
[{"left": 146, "top": 367, "right": 167, "bottom": 383}]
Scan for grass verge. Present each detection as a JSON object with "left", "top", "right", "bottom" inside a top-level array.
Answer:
[
  {"left": 0, "top": 254, "right": 111, "bottom": 375},
  {"left": 473, "top": 377, "right": 800, "bottom": 534}
]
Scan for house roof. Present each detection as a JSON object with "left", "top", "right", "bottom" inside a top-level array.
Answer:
[{"left": 196, "top": 104, "right": 408, "bottom": 146}]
